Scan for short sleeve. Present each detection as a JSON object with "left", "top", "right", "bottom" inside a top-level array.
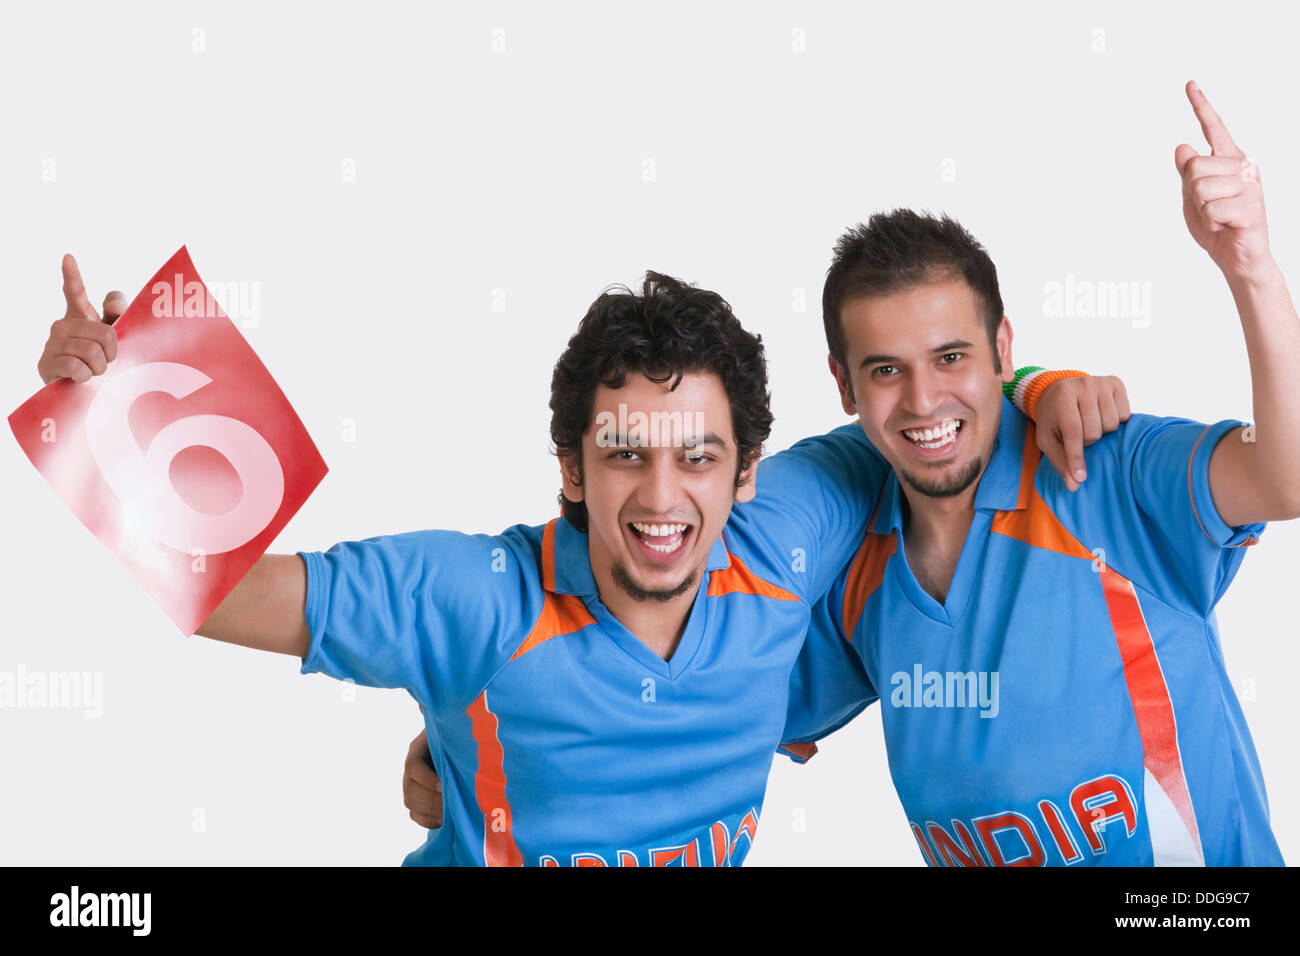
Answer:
[
  {"left": 1094, "top": 415, "right": 1265, "bottom": 616},
  {"left": 778, "top": 570, "right": 878, "bottom": 763},
  {"left": 728, "top": 423, "right": 890, "bottom": 603},
  {"left": 297, "top": 527, "right": 542, "bottom": 717}
]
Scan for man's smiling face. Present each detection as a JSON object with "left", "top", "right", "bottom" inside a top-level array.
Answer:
[
  {"left": 829, "top": 274, "right": 1014, "bottom": 500},
  {"left": 561, "top": 370, "right": 754, "bottom": 603}
]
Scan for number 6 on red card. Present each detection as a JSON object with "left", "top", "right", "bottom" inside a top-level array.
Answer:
[
  {"left": 9, "top": 246, "right": 328, "bottom": 635},
  {"left": 86, "top": 361, "right": 286, "bottom": 555}
]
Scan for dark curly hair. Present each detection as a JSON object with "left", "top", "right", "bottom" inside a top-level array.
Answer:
[
  {"left": 550, "top": 271, "right": 773, "bottom": 532},
  {"left": 822, "top": 209, "right": 1005, "bottom": 397}
]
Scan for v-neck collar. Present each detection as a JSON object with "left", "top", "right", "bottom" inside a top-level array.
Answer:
[
  {"left": 867, "top": 398, "right": 1035, "bottom": 627},
  {"left": 544, "top": 515, "right": 731, "bottom": 679}
]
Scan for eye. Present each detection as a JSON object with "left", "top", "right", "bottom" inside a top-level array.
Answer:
[
  {"left": 683, "top": 450, "right": 715, "bottom": 466},
  {"left": 940, "top": 352, "right": 963, "bottom": 365},
  {"left": 609, "top": 449, "right": 641, "bottom": 462},
  {"left": 873, "top": 365, "right": 898, "bottom": 378}
]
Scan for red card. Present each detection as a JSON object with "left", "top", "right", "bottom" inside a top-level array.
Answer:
[{"left": 9, "top": 246, "right": 328, "bottom": 635}]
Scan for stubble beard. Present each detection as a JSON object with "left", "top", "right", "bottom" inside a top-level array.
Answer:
[
  {"left": 611, "top": 561, "right": 699, "bottom": 603},
  {"left": 898, "top": 454, "right": 985, "bottom": 499}
]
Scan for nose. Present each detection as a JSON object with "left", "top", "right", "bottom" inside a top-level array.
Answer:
[
  {"left": 903, "top": 365, "right": 944, "bottom": 420},
  {"left": 635, "top": 452, "right": 683, "bottom": 516}
]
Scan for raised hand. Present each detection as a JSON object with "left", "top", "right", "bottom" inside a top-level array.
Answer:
[
  {"left": 1174, "top": 81, "right": 1273, "bottom": 283},
  {"left": 36, "top": 254, "right": 126, "bottom": 385}
]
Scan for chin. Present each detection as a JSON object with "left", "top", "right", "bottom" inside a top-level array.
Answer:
[
  {"left": 612, "top": 560, "right": 700, "bottom": 603},
  {"left": 898, "top": 454, "right": 984, "bottom": 498}
]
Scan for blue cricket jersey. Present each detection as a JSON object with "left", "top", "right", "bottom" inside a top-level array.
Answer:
[
  {"left": 783, "top": 397, "right": 1283, "bottom": 866},
  {"left": 297, "top": 425, "right": 889, "bottom": 866}
]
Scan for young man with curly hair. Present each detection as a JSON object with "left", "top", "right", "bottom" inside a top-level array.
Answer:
[{"left": 40, "top": 258, "right": 1118, "bottom": 865}]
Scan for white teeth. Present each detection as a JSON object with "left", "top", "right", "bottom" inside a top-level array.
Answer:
[
  {"left": 631, "top": 522, "right": 688, "bottom": 554},
  {"left": 902, "top": 419, "right": 961, "bottom": 448},
  {"left": 631, "top": 522, "right": 688, "bottom": 537}
]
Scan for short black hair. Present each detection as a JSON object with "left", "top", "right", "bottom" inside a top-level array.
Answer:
[
  {"left": 550, "top": 271, "right": 773, "bottom": 532},
  {"left": 822, "top": 209, "right": 1005, "bottom": 390}
]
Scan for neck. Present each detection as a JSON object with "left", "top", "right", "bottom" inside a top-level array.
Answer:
[
  {"left": 898, "top": 473, "right": 984, "bottom": 605},
  {"left": 589, "top": 555, "right": 701, "bottom": 662},
  {"left": 900, "top": 481, "right": 979, "bottom": 540}
]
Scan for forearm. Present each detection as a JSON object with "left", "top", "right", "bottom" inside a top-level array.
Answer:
[
  {"left": 195, "top": 553, "right": 311, "bottom": 658},
  {"left": 1224, "top": 259, "right": 1300, "bottom": 516}
]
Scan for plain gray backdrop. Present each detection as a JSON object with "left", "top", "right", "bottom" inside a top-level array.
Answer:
[{"left": 2, "top": 0, "right": 1295, "bottom": 866}]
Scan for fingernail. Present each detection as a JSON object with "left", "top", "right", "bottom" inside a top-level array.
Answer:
[{"left": 1074, "top": 468, "right": 1087, "bottom": 482}]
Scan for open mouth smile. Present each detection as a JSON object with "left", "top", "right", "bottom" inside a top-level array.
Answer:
[
  {"left": 627, "top": 521, "right": 693, "bottom": 562},
  {"left": 900, "top": 418, "right": 964, "bottom": 455}
]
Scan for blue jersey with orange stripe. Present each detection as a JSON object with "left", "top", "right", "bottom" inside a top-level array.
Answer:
[
  {"left": 296, "top": 424, "right": 889, "bottom": 866},
  {"left": 782, "top": 397, "right": 1283, "bottom": 866}
]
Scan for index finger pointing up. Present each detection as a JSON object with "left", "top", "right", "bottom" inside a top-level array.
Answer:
[
  {"left": 61, "top": 253, "right": 99, "bottom": 322},
  {"left": 1186, "top": 80, "right": 1242, "bottom": 158}
]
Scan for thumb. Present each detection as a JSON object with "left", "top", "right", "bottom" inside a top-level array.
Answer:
[
  {"left": 102, "top": 291, "right": 127, "bottom": 326},
  {"left": 1174, "top": 143, "right": 1199, "bottom": 177}
]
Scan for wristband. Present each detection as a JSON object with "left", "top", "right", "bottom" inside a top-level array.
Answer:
[
  {"left": 1003, "top": 366, "right": 1044, "bottom": 401},
  {"left": 1011, "top": 367, "right": 1089, "bottom": 421}
]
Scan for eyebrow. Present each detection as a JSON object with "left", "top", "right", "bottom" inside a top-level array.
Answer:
[
  {"left": 604, "top": 432, "right": 729, "bottom": 448},
  {"left": 859, "top": 340, "right": 976, "bottom": 368}
]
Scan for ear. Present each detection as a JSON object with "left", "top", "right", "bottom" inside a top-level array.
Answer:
[
  {"left": 827, "top": 353, "right": 857, "bottom": 416},
  {"left": 558, "top": 451, "right": 584, "bottom": 503},
  {"left": 733, "top": 459, "right": 758, "bottom": 504},
  {"left": 996, "top": 316, "right": 1015, "bottom": 384}
]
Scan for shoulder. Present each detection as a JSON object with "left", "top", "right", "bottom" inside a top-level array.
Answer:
[
  {"left": 1036, "top": 414, "right": 1244, "bottom": 497},
  {"left": 756, "top": 422, "right": 887, "bottom": 478}
]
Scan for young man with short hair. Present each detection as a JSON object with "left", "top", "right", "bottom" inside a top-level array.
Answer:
[{"left": 782, "top": 82, "right": 1290, "bottom": 866}]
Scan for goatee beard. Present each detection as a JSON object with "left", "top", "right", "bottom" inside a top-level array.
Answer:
[
  {"left": 611, "top": 561, "right": 698, "bottom": 603},
  {"left": 899, "top": 455, "right": 984, "bottom": 498}
]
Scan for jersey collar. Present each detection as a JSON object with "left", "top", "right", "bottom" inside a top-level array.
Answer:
[
  {"left": 867, "top": 395, "right": 1031, "bottom": 534},
  {"left": 548, "top": 513, "right": 732, "bottom": 597}
]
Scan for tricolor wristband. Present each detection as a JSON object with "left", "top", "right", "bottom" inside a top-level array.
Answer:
[{"left": 1007, "top": 366, "right": 1089, "bottom": 422}]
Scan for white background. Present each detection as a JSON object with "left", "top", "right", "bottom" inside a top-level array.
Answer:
[{"left": 1, "top": 0, "right": 1295, "bottom": 866}]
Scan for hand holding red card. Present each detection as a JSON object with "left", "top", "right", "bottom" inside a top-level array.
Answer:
[{"left": 9, "top": 246, "right": 328, "bottom": 635}]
